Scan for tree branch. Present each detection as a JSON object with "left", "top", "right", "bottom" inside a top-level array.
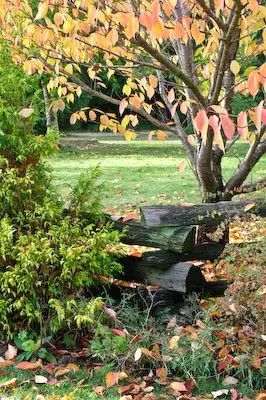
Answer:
[
  {"left": 134, "top": 34, "right": 207, "bottom": 107},
  {"left": 230, "top": 177, "right": 266, "bottom": 196},
  {"left": 195, "top": 0, "right": 227, "bottom": 31},
  {"left": 156, "top": 69, "right": 197, "bottom": 173},
  {"left": 224, "top": 131, "right": 266, "bottom": 199}
]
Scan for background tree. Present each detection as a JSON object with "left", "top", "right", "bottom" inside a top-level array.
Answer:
[{"left": 0, "top": 0, "right": 265, "bottom": 202}]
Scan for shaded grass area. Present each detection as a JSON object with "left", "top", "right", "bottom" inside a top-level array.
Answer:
[{"left": 50, "top": 139, "right": 266, "bottom": 211}]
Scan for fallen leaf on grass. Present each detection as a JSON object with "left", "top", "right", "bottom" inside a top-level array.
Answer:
[
  {"left": 212, "top": 389, "right": 229, "bottom": 398},
  {"left": 35, "top": 375, "right": 48, "bottom": 384},
  {"left": 92, "top": 386, "right": 105, "bottom": 395},
  {"left": 168, "top": 335, "right": 180, "bottom": 350},
  {"left": 222, "top": 376, "right": 238, "bottom": 385},
  {"left": 5, "top": 344, "right": 17, "bottom": 360},
  {"left": 118, "top": 384, "right": 135, "bottom": 394},
  {"left": 54, "top": 368, "right": 71, "bottom": 378},
  {"left": 120, "top": 396, "right": 133, "bottom": 400},
  {"left": 231, "top": 388, "right": 238, "bottom": 400},
  {"left": 0, "top": 360, "right": 14, "bottom": 367},
  {"left": 112, "top": 328, "right": 127, "bottom": 338},
  {"left": 255, "top": 392, "right": 266, "bottom": 400},
  {"left": 156, "top": 367, "right": 166, "bottom": 381},
  {"left": 169, "top": 381, "right": 188, "bottom": 392},
  {"left": 134, "top": 347, "right": 142, "bottom": 361},
  {"left": 0, "top": 378, "right": 17, "bottom": 389},
  {"left": 16, "top": 361, "right": 39, "bottom": 370},
  {"left": 106, "top": 371, "right": 119, "bottom": 388}
]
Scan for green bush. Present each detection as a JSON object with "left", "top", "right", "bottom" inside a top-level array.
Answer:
[{"left": 0, "top": 133, "right": 122, "bottom": 338}]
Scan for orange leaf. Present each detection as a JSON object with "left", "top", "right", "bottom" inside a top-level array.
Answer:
[
  {"left": 89, "top": 110, "right": 97, "bottom": 121},
  {"left": 16, "top": 361, "right": 39, "bottom": 370},
  {"left": 148, "top": 75, "right": 158, "bottom": 88},
  {"left": 248, "top": 70, "right": 260, "bottom": 98},
  {"left": 106, "top": 371, "right": 119, "bottom": 388}
]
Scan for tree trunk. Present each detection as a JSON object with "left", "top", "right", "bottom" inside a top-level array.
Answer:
[{"left": 43, "top": 84, "right": 59, "bottom": 132}]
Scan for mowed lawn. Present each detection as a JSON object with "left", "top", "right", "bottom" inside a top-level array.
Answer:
[{"left": 49, "top": 136, "right": 266, "bottom": 211}]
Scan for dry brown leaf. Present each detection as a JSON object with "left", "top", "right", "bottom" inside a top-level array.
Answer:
[
  {"left": 54, "top": 368, "right": 71, "bottom": 378},
  {"left": 168, "top": 335, "right": 180, "bottom": 350},
  {"left": 92, "top": 386, "right": 105, "bottom": 395}
]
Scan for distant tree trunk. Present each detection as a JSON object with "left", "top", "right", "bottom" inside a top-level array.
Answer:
[{"left": 42, "top": 84, "right": 59, "bottom": 132}]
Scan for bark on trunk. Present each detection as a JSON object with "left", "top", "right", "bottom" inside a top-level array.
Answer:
[{"left": 43, "top": 84, "right": 59, "bottom": 132}]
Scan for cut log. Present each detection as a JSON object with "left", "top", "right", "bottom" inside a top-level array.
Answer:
[
  {"left": 121, "top": 257, "right": 206, "bottom": 294},
  {"left": 141, "top": 244, "right": 226, "bottom": 264},
  {"left": 141, "top": 200, "right": 266, "bottom": 227},
  {"left": 114, "top": 220, "right": 196, "bottom": 253}
]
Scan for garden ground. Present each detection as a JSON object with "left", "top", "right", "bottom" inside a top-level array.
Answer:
[{"left": 0, "top": 134, "right": 265, "bottom": 400}]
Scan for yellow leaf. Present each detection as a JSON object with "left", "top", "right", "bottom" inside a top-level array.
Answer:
[
  {"left": 244, "top": 203, "right": 255, "bottom": 212},
  {"left": 230, "top": 60, "right": 240, "bottom": 75},
  {"left": 35, "top": 1, "right": 49, "bottom": 20},
  {"left": 122, "top": 84, "right": 131, "bottom": 96},
  {"left": 157, "top": 130, "right": 167, "bottom": 140},
  {"left": 64, "top": 64, "right": 73, "bottom": 75},
  {"left": 168, "top": 335, "right": 180, "bottom": 350}
]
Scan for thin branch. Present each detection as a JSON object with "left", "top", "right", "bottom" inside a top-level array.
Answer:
[
  {"left": 194, "top": 0, "right": 227, "bottom": 31},
  {"left": 134, "top": 34, "right": 207, "bottom": 107}
]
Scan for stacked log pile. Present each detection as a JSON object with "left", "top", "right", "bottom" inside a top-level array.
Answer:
[{"left": 112, "top": 200, "right": 265, "bottom": 299}]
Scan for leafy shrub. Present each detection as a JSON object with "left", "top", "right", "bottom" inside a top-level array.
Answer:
[{"left": 0, "top": 133, "right": 122, "bottom": 338}]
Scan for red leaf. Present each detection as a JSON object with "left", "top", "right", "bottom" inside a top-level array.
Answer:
[
  {"left": 237, "top": 111, "right": 248, "bottom": 139},
  {"left": 230, "top": 388, "right": 238, "bottom": 400},
  {"left": 123, "top": 215, "right": 135, "bottom": 223},
  {"left": 112, "top": 329, "right": 127, "bottom": 338},
  {"left": 194, "top": 109, "right": 209, "bottom": 144},
  {"left": 217, "top": 360, "right": 228, "bottom": 372},
  {"left": 119, "top": 98, "right": 128, "bottom": 115},
  {"left": 220, "top": 114, "right": 235, "bottom": 139}
]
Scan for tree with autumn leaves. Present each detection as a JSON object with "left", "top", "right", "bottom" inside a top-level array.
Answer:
[{"left": 0, "top": 0, "right": 265, "bottom": 202}]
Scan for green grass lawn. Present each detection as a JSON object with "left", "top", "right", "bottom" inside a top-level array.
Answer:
[{"left": 49, "top": 138, "right": 266, "bottom": 212}]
